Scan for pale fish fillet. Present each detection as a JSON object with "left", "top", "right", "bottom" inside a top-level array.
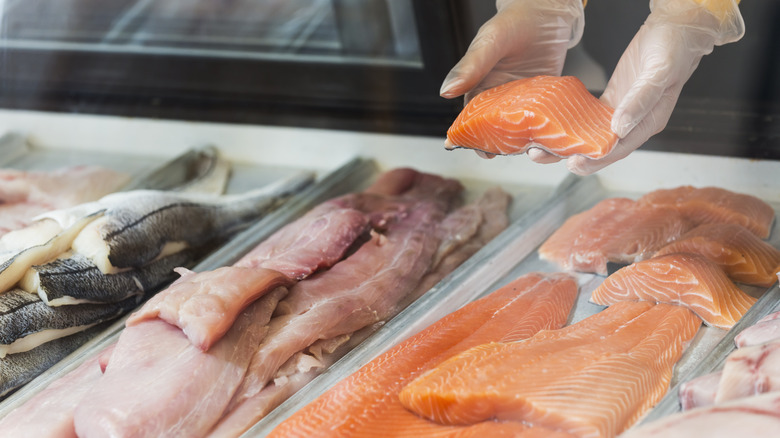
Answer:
[
  {"left": 735, "top": 309, "right": 780, "bottom": 348},
  {"left": 399, "top": 302, "right": 701, "bottom": 438},
  {"left": 714, "top": 340, "right": 780, "bottom": 404},
  {"left": 590, "top": 252, "right": 756, "bottom": 329},
  {"left": 445, "top": 76, "right": 618, "bottom": 159},
  {"left": 73, "top": 289, "right": 286, "bottom": 438},
  {"left": 678, "top": 371, "right": 722, "bottom": 411},
  {"left": 620, "top": 391, "right": 780, "bottom": 438},
  {"left": 126, "top": 266, "right": 292, "bottom": 351},
  {"left": 637, "top": 185, "right": 775, "bottom": 239},
  {"left": 267, "top": 272, "right": 578, "bottom": 438},
  {"left": 654, "top": 223, "right": 780, "bottom": 287}
]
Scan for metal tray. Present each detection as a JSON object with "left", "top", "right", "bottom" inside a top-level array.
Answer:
[{"left": 247, "top": 172, "right": 780, "bottom": 436}]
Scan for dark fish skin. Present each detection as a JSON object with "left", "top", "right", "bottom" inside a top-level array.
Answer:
[
  {"left": 33, "top": 248, "right": 207, "bottom": 305},
  {"left": 0, "top": 322, "right": 110, "bottom": 399},
  {"left": 102, "top": 174, "right": 313, "bottom": 269},
  {"left": 0, "top": 289, "right": 139, "bottom": 347}
]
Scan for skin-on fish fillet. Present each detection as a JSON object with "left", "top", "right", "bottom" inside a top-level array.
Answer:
[
  {"left": 539, "top": 198, "right": 691, "bottom": 275},
  {"left": 445, "top": 76, "right": 618, "bottom": 159},
  {"left": 655, "top": 223, "right": 780, "bottom": 287},
  {"left": 399, "top": 302, "right": 701, "bottom": 438},
  {"left": 126, "top": 266, "right": 293, "bottom": 351},
  {"left": 591, "top": 253, "right": 756, "bottom": 329},
  {"left": 621, "top": 391, "right": 780, "bottom": 438},
  {"left": 637, "top": 186, "right": 776, "bottom": 239},
  {"left": 267, "top": 272, "right": 578, "bottom": 438}
]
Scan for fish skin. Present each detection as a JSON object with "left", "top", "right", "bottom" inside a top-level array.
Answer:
[
  {"left": 126, "top": 266, "right": 293, "bottom": 351},
  {"left": 0, "top": 288, "right": 139, "bottom": 357},
  {"left": 620, "top": 391, "right": 780, "bottom": 438},
  {"left": 399, "top": 302, "right": 701, "bottom": 438},
  {"left": 637, "top": 185, "right": 775, "bottom": 239},
  {"left": 0, "top": 323, "right": 109, "bottom": 398},
  {"left": 445, "top": 76, "right": 618, "bottom": 159},
  {"left": 591, "top": 252, "right": 756, "bottom": 329},
  {"left": 267, "top": 272, "right": 578, "bottom": 438},
  {"left": 23, "top": 248, "right": 204, "bottom": 306},
  {"left": 73, "top": 288, "right": 285, "bottom": 438},
  {"left": 654, "top": 223, "right": 780, "bottom": 287}
]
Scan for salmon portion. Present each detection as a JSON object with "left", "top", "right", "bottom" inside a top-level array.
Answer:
[
  {"left": 445, "top": 76, "right": 618, "bottom": 159},
  {"left": 637, "top": 186, "right": 775, "bottom": 239},
  {"left": 399, "top": 302, "right": 701, "bottom": 438},
  {"left": 539, "top": 198, "right": 691, "bottom": 275},
  {"left": 655, "top": 223, "right": 780, "bottom": 287},
  {"left": 267, "top": 272, "right": 578, "bottom": 438},
  {"left": 591, "top": 253, "right": 756, "bottom": 329}
]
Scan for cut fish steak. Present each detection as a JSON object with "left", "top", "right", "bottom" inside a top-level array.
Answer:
[
  {"left": 591, "top": 252, "right": 756, "bottom": 329},
  {"left": 399, "top": 301, "right": 701, "bottom": 438},
  {"left": 268, "top": 272, "right": 578, "bottom": 438},
  {"left": 445, "top": 76, "right": 619, "bottom": 159}
]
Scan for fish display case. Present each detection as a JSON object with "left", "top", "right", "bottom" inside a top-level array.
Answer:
[{"left": 0, "top": 0, "right": 779, "bottom": 436}]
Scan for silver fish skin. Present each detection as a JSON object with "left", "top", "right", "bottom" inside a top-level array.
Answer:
[
  {"left": 69, "top": 172, "right": 314, "bottom": 271},
  {"left": 24, "top": 248, "right": 206, "bottom": 306},
  {"left": 0, "top": 289, "right": 139, "bottom": 356},
  {"left": 0, "top": 323, "right": 109, "bottom": 399}
]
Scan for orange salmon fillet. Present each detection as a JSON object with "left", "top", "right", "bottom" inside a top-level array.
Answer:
[
  {"left": 267, "top": 272, "right": 578, "bottom": 438},
  {"left": 655, "top": 223, "right": 780, "bottom": 287},
  {"left": 445, "top": 76, "right": 618, "bottom": 159},
  {"left": 399, "top": 301, "right": 701, "bottom": 438},
  {"left": 591, "top": 253, "right": 757, "bottom": 329},
  {"left": 637, "top": 186, "right": 775, "bottom": 239}
]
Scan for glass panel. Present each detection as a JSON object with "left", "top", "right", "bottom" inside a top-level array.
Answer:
[{"left": 0, "top": 0, "right": 422, "bottom": 66}]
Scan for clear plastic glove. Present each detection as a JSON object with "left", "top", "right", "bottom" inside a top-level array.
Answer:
[
  {"left": 439, "top": 0, "right": 585, "bottom": 105},
  {"left": 567, "top": 0, "right": 745, "bottom": 175}
]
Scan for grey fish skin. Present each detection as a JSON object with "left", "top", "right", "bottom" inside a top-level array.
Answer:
[
  {"left": 0, "top": 323, "right": 110, "bottom": 399},
  {"left": 90, "top": 172, "right": 314, "bottom": 269},
  {"left": 29, "top": 248, "right": 207, "bottom": 306},
  {"left": 0, "top": 289, "right": 139, "bottom": 347}
]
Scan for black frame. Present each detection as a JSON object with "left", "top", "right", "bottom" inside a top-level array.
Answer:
[{"left": 0, "top": 0, "right": 471, "bottom": 137}]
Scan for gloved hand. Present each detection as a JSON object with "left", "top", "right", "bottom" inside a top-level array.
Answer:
[
  {"left": 439, "top": 0, "right": 585, "bottom": 105},
  {"left": 567, "top": 0, "right": 745, "bottom": 175}
]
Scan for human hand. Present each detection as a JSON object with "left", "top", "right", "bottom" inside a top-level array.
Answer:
[
  {"left": 567, "top": 0, "right": 744, "bottom": 175},
  {"left": 439, "top": 0, "right": 585, "bottom": 104}
]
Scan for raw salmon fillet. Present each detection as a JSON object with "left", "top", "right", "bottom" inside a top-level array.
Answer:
[
  {"left": 539, "top": 198, "right": 691, "bottom": 275},
  {"left": 591, "top": 253, "right": 756, "bottom": 329},
  {"left": 445, "top": 76, "right": 618, "bottom": 159},
  {"left": 637, "top": 186, "right": 775, "bottom": 239},
  {"left": 399, "top": 301, "right": 701, "bottom": 438},
  {"left": 654, "top": 223, "right": 780, "bottom": 287},
  {"left": 267, "top": 272, "right": 578, "bottom": 438}
]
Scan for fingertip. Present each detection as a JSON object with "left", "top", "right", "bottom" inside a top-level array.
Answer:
[
  {"left": 527, "top": 148, "right": 562, "bottom": 164},
  {"left": 566, "top": 156, "right": 602, "bottom": 176}
]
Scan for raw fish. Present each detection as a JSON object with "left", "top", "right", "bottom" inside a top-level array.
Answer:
[
  {"left": 445, "top": 76, "right": 618, "bottom": 159},
  {"left": 21, "top": 249, "right": 203, "bottom": 306},
  {"left": 539, "top": 198, "right": 690, "bottom": 275},
  {"left": 399, "top": 302, "right": 701, "bottom": 438},
  {"left": 637, "top": 186, "right": 775, "bottom": 239},
  {"left": 73, "top": 289, "right": 285, "bottom": 438},
  {"left": 591, "top": 252, "right": 756, "bottom": 329},
  {"left": 126, "top": 266, "right": 293, "bottom": 350},
  {"left": 268, "top": 272, "right": 578, "bottom": 438},
  {"left": 0, "top": 323, "right": 109, "bottom": 398},
  {"left": 714, "top": 340, "right": 780, "bottom": 403},
  {"left": 678, "top": 371, "right": 721, "bottom": 411},
  {"left": 654, "top": 223, "right": 780, "bottom": 287},
  {"left": 0, "top": 288, "right": 139, "bottom": 357},
  {"left": 620, "top": 391, "right": 780, "bottom": 438},
  {"left": 735, "top": 309, "right": 780, "bottom": 348}
]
